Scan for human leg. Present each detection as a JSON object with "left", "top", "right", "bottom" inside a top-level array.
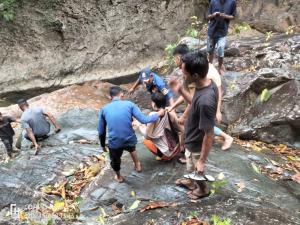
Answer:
[
  {"left": 126, "top": 146, "right": 142, "bottom": 172},
  {"left": 207, "top": 37, "right": 216, "bottom": 64},
  {"left": 1, "top": 137, "right": 13, "bottom": 158},
  {"left": 214, "top": 126, "right": 233, "bottom": 150},
  {"left": 109, "top": 148, "right": 124, "bottom": 182},
  {"left": 216, "top": 36, "right": 226, "bottom": 75}
]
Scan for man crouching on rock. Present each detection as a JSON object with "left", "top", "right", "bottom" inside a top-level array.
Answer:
[
  {"left": 169, "top": 51, "right": 218, "bottom": 199},
  {"left": 98, "top": 86, "right": 165, "bottom": 183},
  {"left": 17, "top": 99, "right": 61, "bottom": 155}
]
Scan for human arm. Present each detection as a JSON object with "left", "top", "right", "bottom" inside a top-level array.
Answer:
[
  {"left": 97, "top": 110, "right": 107, "bottom": 150},
  {"left": 43, "top": 111, "right": 61, "bottom": 133},
  {"left": 26, "top": 128, "right": 40, "bottom": 151},
  {"left": 196, "top": 127, "right": 214, "bottom": 174},
  {"left": 168, "top": 78, "right": 193, "bottom": 104},
  {"left": 128, "top": 79, "right": 141, "bottom": 95},
  {"left": 132, "top": 103, "right": 164, "bottom": 124},
  {"left": 216, "top": 85, "right": 222, "bottom": 123},
  {"left": 219, "top": 13, "right": 234, "bottom": 20},
  {"left": 167, "top": 96, "right": 184, "bottom": 112}
]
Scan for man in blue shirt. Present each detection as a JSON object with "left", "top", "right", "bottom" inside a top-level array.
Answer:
[
  {"left": 128, "top": 67, "right": 174, "bottom": 105},
  {"left": 207, "top": 0, "right": 236, "bottom": 75},
  {"left": 98, "top": 86, "right": 165, "bottom": 183}
]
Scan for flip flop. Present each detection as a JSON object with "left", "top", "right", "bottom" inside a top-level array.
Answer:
[{"left": 184, "top": 172, "right": 215, "bottom": 182}]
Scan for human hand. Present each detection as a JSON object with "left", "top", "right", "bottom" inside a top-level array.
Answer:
[
  {"left": 34, "top": 144, "right": 41, "bottom": 155},
  {"left": 157, "top": 109, "right": 166, "bottom": 117},
  {"left": 216, "top": 111, "right": 222, "bottom": 123},
  {"left": 128, "top": 88, "right": 135, "bottom": 95},
  {"left": 132, "top": 120, "right": 140, "bottom": 130},
  {"left": 196, "top": 160, "right": 205, "bottom": 175},
  {"left": 219, "top": 13, "right": 226, "bottom": 18},
  {"left": 178, "top": 116, "right": 186, "bottom": 125},
  {"left": 213, "top": 12, "right": 220, "bottom": 17},
  {"left": 55, "top": 126, "right": 61, "bottom": 133},
  {"left": 166, "top": 106, "right": 174, "bottom": 112}
]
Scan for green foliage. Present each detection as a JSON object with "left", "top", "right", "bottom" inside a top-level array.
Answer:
[
  {"left": 286, "top": 25, "right": 296, "bottom": 35},
  {"left": 188, "top": 211, "right": 200, "bottom": 219},
  {"left": 185, "top": 16, "right": 201, "bottom": 38},
  {"left": 260, "top": 89, "right": 271, "bottom": 102},
  {"left": 211, "top": 215, "right": 232, "bottom": 225},
  {"left": 265, "top": 31, "right": 273, "bottom": 42},
  {"left": 164, "top": 43, "right": 177, "bottom": 64},
  {"left": 211, "top": 180, "right": 227, "bottom": 195},
  {"left": 0, "top": 0, "right": 18, "bottom": 21},
  {"left": 186, "top": 27, "right": 198, "bottom": 38},
  {"left": 233, "top": 22, "right": 251, "bottom": 36}
]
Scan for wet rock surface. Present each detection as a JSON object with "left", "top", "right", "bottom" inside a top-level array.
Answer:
[{"left": 0, "top": 108, "right": 299, "bottom": 224}]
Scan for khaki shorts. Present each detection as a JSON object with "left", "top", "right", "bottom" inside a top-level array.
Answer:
[{"left": 185, "top": 149, "right": 201, "bottom": 172}]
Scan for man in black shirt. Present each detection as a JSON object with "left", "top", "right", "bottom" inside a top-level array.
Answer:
[
  {"left": 169, "top": 51, "right": 218, "bottom": 199},
  {"left": 207, "top": 0, "right": 236, "bottom": 75},
  {"left": 0, "top": 112, "right": 17, "bottom": 161}
]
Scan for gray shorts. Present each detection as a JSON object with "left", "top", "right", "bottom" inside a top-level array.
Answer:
[{"left": 207, "top": 36, "right": 226, "bottom": 58}]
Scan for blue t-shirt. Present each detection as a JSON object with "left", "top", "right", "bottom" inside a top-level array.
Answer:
[
  {"left": 98, "top": 98, "right": 159, "bottom": 149},
  {"left": 207, "top": 0, "right": 236, "bottom": 39},
  {"left": 139, "top": 73, "right": 173, "bottom": 100}
]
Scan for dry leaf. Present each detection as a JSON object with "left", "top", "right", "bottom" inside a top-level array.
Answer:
[
  {"left": 292, "top": 173, "right": 300, "bottom": 184},
  {"left": 140, "top": 201, "right": 169, "bottom": 213},
  {"left": 235, "top": 181, "right": 246, "bottom": 192}
]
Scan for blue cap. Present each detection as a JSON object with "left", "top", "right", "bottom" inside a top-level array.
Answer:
[{"left": 139, "top": 66, "right": 152, "bottom": 81}]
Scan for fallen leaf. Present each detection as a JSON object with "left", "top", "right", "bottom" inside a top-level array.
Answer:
[
  {"left": 292, "top": 173, "right": 300, "bottom": 184},
  {"left": 18, "top": 211, "right": 28, "bottom": 221},
  {"left": 235, "top": 181, "right": 246, "bottom": 192},
  {"left": 129, "top": 200, "right": 141, "bottom": 211},
  {"left": 52, "top": 200, "right": 65, "bottom": 213},
  {"left": 131, "top": 190, "right": 136, "bottom": 197},
  {"left": 260, "top": 88, "right": 271, "bottom": 102},
  {"left": 251, "top": 162, "right": 261, "bottom": 174},
  {"left": 217, "top": 172, "right": 225, "bottom": 180},
  {"left": 140, "top": 201, "right": 169, "bottom": 213}
]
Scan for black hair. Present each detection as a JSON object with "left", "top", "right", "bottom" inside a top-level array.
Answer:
[
  {"left": 17, "top": 99, "right": 28, "bottom": 107},
  {"left": 182, "top": 50, "right": 209, "bottom": 79},
  {"left": 151, "top": 92, "right": 167, "bottom": 109},
  {"left": 109, "top": 86, "right": 123, "bottom": 98},
  {"left": 173, "top": 44, "right": 189, "bottom": 56}
]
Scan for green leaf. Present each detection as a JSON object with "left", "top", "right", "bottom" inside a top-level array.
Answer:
[
  {"left": 128, "top": 200, "right": 141, "bottom": 211},
  {"left": 75, "top": 196, "right": 83, "bottom": 204},
  {"left": 260, "top": 88, "right": 271, "bottom": 102},
  {"left": 251, "top": 162, "right": 260, "bottom": 174}
]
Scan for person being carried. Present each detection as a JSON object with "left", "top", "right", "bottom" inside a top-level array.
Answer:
[
  {"left": 169, "top": 44, "right": 233, "bottom": 151},
  {"left": 207, "top": 0, "right": 236, "bottom": 75},
  {"left": 0, "top": 112, "right": 18, "bottom": 162},
  {"left": 135, "top": 92, "right": 184, "bottom": 161},
  {"left": 128, "top": 67, "right": 174, "bottom": 105},
  {"left": 98, "top": 86, "right": 165, "bottom": 183},
  {"left": 169, "top": 50, "right": 218, "bottom": 199},
  {"left": 17, "top": 99, "right": 61, "bottom": 155}
]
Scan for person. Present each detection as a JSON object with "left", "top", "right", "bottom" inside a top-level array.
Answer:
[
  {"left": 207, "top": 0, "right": 236, "bottom": 75},
  {"left": 17, "top": 99, "right": 61, "bottom": 155},
  {"left": 98, "top": 86, "right": 165, "bottom": 183},
  {"left": 0, "top": 112, "right": 18, "bottom": 161},
  {"left": 135, "top": 92, "right": 183, "bottom": 161},
  {"left": 169, "top": 50, "right": 218, "bottom": 199},
  {"left": 168, "top": 44, "right": 233, "bottom": 151},
  {"left": 128, "top": 67, "right": 174, "bottom": 105}
]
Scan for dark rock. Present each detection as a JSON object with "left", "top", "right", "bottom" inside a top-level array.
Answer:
[{"left": 225, "top": 47, "right": 240, "bottom": 57}]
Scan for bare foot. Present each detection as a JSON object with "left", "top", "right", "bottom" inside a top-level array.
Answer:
[
  {"left": 114, "top": 175, "right": 124, "bottom": 183},
  {"left": 175, "top": 178, "right": 196, "bottom": 190},
  {"left": 218, "top": 65, "right": 225, "bottom": 76},
  {"left": 134, "top": 161, "right": 142, "bottom": 172},
  {"left": 221, "top": 136, "right": 233, "bottom": 151}
]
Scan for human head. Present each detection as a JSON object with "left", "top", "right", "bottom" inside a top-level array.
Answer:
[
  {"left": 151, "top": 92, "right": 167, "bottom": 110},
  {"left": 17, "top": 99, "right": 29, "bottom": 111},
  {"left": 173, "top": 44, "right": 189, "bottom": 67},
  {"left": 181, "top": 50, "right": 209, "bottom": 84},
  {"left": 109, "top": 86, "right": 125, "bottom": 99},
  {"left": 139, "top": 67, "right": 154, "bottom": 85}
]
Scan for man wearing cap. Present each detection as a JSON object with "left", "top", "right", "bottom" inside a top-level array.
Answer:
[
  {"left": 128, "top": 67, "right": 174, "bottom": 105},
  {"left": 17, "top": 99, "right": 61, "bottom": 155},
  {"left": 98, "top": 86, "right": 165, "bottom": 183}
]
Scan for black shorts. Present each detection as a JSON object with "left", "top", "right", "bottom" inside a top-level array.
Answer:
[
  {"left": 1, "top": 136, "right": 13, "bottom": 152},
  {"left": 108, "top": 146, "right": 135, "bottom": 172}
]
